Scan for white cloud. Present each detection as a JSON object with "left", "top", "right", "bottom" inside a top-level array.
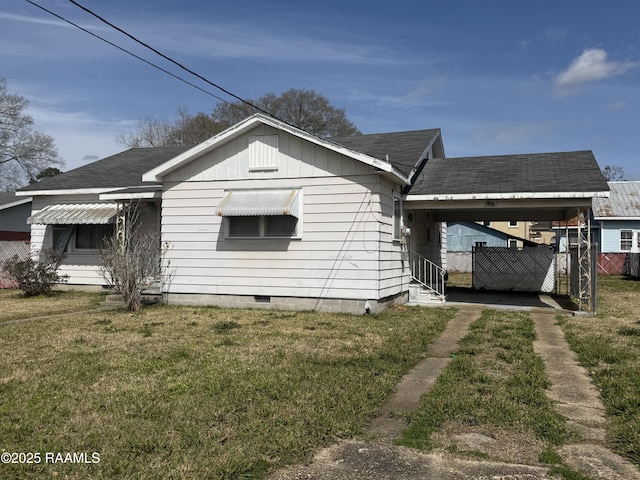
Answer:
[{"left": 554, "top": 49, "right": 640, "bottom": 96}]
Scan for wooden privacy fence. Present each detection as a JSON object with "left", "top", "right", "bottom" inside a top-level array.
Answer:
[
  {"left": 472, "top": 246, "right": 556, "bottom": 293},
  {"left": 0, "top": 241, "right": 30, "bottom": 288}
]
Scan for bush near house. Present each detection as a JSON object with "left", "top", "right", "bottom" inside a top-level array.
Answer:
[{"left": 2, "top": 249, "right": 67, "bottom": 296}]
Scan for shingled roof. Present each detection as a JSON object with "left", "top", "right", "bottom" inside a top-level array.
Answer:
[
  {"left": 331, "top": 129, "right": 440, "bottom": 177},
  {"left": 19, "top": 146, "right": 191, "bottom": 192},
  {"left": 409, "top": 150, "right": 609, "bottom": 196}
]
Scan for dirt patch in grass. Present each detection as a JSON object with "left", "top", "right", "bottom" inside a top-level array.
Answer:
[{"left": 430, "top": 422, "right": 548, "bottom": 465}]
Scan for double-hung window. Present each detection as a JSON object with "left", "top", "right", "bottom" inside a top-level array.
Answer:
[{"left": 621, "top": 230, "right": 633, "bottom": 251}]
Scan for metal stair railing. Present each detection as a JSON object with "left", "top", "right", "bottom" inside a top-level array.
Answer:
[{"left": 409, "top": 250, "right": 446, "bottom": 302}]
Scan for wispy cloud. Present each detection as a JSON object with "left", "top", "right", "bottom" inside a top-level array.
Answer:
[
  {"left": 606, "top": 100, "right": 627, "bottom": 111},
  {"left": 554, "top": 48, "right": 640, "bottom": 96},
  {"left": 470, "top": 122, "right": 555, "bottom": 146}
]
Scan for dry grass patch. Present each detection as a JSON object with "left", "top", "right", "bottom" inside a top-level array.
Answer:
[
  {"left": 0, "top": 289, "right": 104, "bottom": 322},
  {"left": 0, "top": 304, "right": 454, "bottom": 479},
  {"left": 558, "top": 275, "right": 640, "bottom": 466}
]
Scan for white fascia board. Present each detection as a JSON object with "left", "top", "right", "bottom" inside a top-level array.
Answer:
[
  {"left": 594, "top": 216, "right": 640, "bottom": 221},
  {"left": 142, "top": 113, "right": 408, "bottom": 185},
  {"left": 0, "top": 196, "right": 32, "bottom": 210},
  {"left": 15, "top": 188, "right": 119, "bottom": 197},
  {"left": 406, "top": 191, "right": 610, "bottom": 202},
  {"left": 99, "top": 191, "right": 161, "bottom": 201}
]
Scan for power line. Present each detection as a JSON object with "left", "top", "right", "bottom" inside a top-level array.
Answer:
[
  {"left": 67, "top": 0, "right": 287, "bottom": 123},
  {"left": 24, "top": 0, "right": 245, "bottom": 112}
]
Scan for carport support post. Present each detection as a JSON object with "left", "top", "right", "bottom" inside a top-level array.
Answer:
[{"left": 576, "top": 206, "right": 595, "bottom": 314}]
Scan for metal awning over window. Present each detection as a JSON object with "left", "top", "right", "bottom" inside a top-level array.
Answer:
[
  {"left": 216, "top": 189, "right": 300, "bottom": 217},
  {"left": 28, "top": 203, "right": 118, "bottom": 225}
]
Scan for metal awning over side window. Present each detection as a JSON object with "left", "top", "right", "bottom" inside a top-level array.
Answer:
[
  {"left": 28, "top": 203, "right": 118, "bottom": 225},
  {"left": 216, "top": 189, "right": 300, "bottom": 217}
]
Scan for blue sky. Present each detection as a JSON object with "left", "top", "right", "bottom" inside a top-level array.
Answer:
[{"left": 2, "top": 0, "right": 639, "bottom": 180}]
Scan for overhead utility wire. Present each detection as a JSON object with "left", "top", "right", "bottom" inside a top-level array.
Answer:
[
  {"left": 24, "top": 0, "right": 245, "bottom": 111},
  {"left": 67, "top": 0, "right": 288, "bottom": 123}
]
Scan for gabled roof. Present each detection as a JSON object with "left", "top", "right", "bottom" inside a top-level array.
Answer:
[
  {"left": 331, "top": 128, "right": 442, "bottom": 178},
  {"left": 593, "top": 181, "right": 640, "bottom": 219},
  {"left": 143, "top": 114, "right": 411, "bottom": 184},
  {"left": 17, "top": 146, "right": 191, "bottom": 196},
  {"left": 409, "top": 151, "right": 609, "bottom": 199}
]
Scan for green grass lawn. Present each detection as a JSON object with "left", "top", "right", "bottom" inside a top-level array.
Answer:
[
  {"left": 0, "top": 300, "right": 454, "bottom": 479},
  {"left": 0, "top": 289, "right": 104, "bottom": 322},
  {"left": 558, "top": 275, "right": 640, "bottom": 465}
]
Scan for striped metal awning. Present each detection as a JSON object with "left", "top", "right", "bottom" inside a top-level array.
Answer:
[
  {"left": 216, "top": 189, "right": 300, "bottom": 217},
  {"left": 28, "top": 203, "right": 118, "bottom": 225}
]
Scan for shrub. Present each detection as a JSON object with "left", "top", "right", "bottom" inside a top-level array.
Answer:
[{"left": 3, "top": 249, "right": 67, "bottom": 296}]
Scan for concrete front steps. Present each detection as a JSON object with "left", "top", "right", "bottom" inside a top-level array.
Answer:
[{"left": 407, "top": 282, "right": 446, "bottom": 305}]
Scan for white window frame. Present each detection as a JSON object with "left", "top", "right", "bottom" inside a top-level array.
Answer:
[
  {"left": 393, "top": 193, "right": 402, "bottom": 241},
  {"left": 508, "top": 239, "right": 518, "bottom": 249},
  {"left": 509, "top": 220, "right": 518, "bottom": 228},
  {"left": 621, "top": 230, "right": 633, "bottom": 251},
  {"left": 52, "top": 224, "right": 115, "bottom": 253}
]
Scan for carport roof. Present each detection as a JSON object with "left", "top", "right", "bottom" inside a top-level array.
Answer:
[{"left": 409, "top": 150, "right": 609, "bottom": 197}]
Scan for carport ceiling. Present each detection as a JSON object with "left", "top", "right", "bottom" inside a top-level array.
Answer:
[{"left": 406, "top": 151, "right": 609, "bottom": 222}]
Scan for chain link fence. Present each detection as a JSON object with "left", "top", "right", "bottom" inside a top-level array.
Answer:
[{"left": 0, "top": 241, "right": 30, "bottom": 288}]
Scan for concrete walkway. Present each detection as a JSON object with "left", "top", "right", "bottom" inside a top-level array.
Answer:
[{"left": 268, "top": 304, "right": 640, "bottom": 480}]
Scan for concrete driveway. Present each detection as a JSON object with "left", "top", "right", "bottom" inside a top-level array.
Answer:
[{"left": 267, "top": 304, "right": 640, "bottom": 480}]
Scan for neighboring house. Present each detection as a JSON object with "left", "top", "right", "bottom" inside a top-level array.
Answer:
[
  {"left": 593, "top": 181, "right": 640, "bottom": 253},
  {"left": 479, "top": 220, "right": 530, "bottom": 248},
  {"left": 448, "top": 222, "right": 537, "bottom": 251},
  {"left": 446, "top": 221, "right": 538, "bottom": 273},
  {"left": 16, "top": 114, "right": 609, "bottom": 312},
  {"left": 0, "top": 191, "right": 32, "bottom": 241}
]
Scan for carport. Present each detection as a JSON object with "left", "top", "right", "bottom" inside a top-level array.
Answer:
[{"left": 404, "top": 151, "right": 610, "bottom": 313}]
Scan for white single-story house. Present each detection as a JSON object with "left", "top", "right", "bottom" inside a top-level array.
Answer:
[{"left": 16, "top": 114, "right": 610, "bottom": 313}]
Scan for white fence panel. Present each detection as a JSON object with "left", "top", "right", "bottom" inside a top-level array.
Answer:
[{"left": 473, "top": 246, "right": 556, "bottom": 293}]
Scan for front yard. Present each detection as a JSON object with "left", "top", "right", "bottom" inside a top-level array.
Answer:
[
  {"left": 0, "top": 297, "right": 453, "bottom": 479},
  {"left": 1, "top": 275, "right": 639, "bottom": 479}
]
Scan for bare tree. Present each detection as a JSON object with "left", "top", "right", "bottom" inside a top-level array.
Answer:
[
  {"left": 601, "top": 165, "right": 626, "bottom": 181},
  {"left": 99, "top": 201, "right": 167, "bottom": 311},
  {"left": 118, "top": 89, "right": 361, "bottom": 148},
  {"left": 0, "top": 77, "right": 61, "bottom": 189},
  {"left": 212, "top": 88, "right": 361, "bottom": 137},
  {"left": 117, "top": 107, "right": 226, "bottom": 148}
]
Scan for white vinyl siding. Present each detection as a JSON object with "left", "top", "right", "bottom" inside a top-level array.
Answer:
[
  {"left": 161, "top": 174, "right": 407, "bottom": 302},
  {"left": 164, "top": 125, "right": 375, "bottom": 183}
]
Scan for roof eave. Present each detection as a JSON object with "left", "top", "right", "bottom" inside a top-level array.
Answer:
[
  {"left": 406, "top": 191, "right": 610, "bottom": 202},
  {"left": 15, "top": 188, "right": 120, "bottom": 197},
  {"left": 0, "top": 196, "right": 32, "bottom": 210}
]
